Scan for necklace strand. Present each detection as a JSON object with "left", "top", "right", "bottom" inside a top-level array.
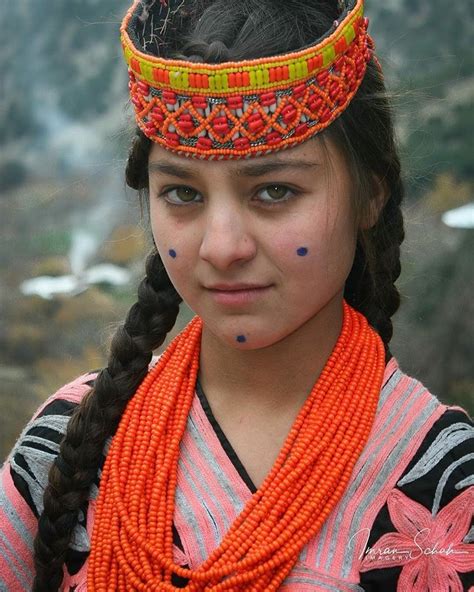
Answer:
[{"left": 88, "top": 301, "right": 385, "bottom": 590}]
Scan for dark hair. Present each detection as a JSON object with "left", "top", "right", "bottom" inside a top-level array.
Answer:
[{"left": 32, "top": 1, "right": 404, "bottom": 588}]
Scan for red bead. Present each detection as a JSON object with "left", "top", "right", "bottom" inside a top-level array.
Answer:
[
  {"left": 137, "top": 80, "right": 150, "bottom": 95},
  {"left": 131, "top": 94, "right": 142, "bottom": 109},
  {"left": 308, "top": 95, "right": 323, "bottom": 113},
  {"left": 165, "top": 132, "right": 180, "bottom": 147},
  {"left": 266, "top": 131, "right": 282, "bottom": 145},
  {"left": 316, "top": 70, "right": 329, "bottom": 86},
  {"left": 281, "top": 104, "right": 297, "bottom": 124},
  {"left": 196, "top": 136, "right": 213, "bottom": 151},
  {"left": 293, "top": 84, "right": 306, "bottom": 99},
  {"left": 162, "top": 90, "right": 177, "bottom": 104},
  {"left": 227, "top": 95, "right": 243, "bottom": 110},
  {"left": 234, "top": 137, "right": 250, "bottom": 150},
  {"left": 261, "top": 91, "right": 277, "bottom": 106},
  {"left": 177, "top": 114, "right": 195, "bottom": 134},
  {"left": 294, "top": 123, "right": 309, "bottom": 136},
  {"left": 330, "top": 81, "right": 340, "bottom": 100},
  {"left": 319, "top": 108, "right": 332, "bottom": 123},
  {"left": 144, "top": 121, "right": 156, "bottom": 135},
  {"left": 191, "top": 96, "right": 207, "bottom": 110},
  {"left": 151, "top": 107, "right": 164, "bottom": 123},
  {"left": 247, "top": 113, "right": 265, "bottom": 133},
  {"left": 212, "top": 116, "right": 230, "bottom": 136}
]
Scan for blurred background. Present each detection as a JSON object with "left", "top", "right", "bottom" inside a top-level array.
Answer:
[{"left": 1, "top": 0, "right": 473, "bottom": 459}]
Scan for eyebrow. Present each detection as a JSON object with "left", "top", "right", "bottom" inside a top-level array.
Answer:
[{"left": 148, "top": 159, "right": 319, "bottom": 179}]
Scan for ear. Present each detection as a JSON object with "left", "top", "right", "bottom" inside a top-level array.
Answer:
[{"left": 360, "top": 174, "right": 388, "bottom": 230}]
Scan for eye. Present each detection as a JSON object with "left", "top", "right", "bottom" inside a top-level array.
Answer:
[
  {"left": 160, "top": 186, "right": 202, "bottom": 205},
  {"left": 256, "top": 184, "right": 295, "bottom": 204}
]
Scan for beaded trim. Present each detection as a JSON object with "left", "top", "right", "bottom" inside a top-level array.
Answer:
[{"left": 121, "top": 0, "right": 374, "bottom": 159}]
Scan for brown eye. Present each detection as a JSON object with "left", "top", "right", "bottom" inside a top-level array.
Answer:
[
  {"left": 176, "top": 186, "right": 198, "bottom": 202},
  {"left": 266, "top": 185, "right": 288, "bottom": 200},
  {"left": 162, "top": 186, "right": 202, "bottom": 205},
  {"left": 257, "top": 184, "right": 294, "bottom": 204}
]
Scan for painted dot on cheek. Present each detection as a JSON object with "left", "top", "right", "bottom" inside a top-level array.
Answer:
[
  {"left": 169, "top": 249, "right": 177, "bottom": 259},
  {"left": 236, "top": 335, "right": 247, "bottom": 343},
  {"left": 297, "top": 247, "right": 309, "bottom": 257}
]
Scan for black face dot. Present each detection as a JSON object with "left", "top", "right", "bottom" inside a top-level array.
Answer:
[
  {"left": 169, "top": 249, "right": 177, "bottom": 258},
  {"left": 236, "top": 335, "right": 247, "bottom": 343},
  {"left": 297, "top": 247, "right": 308, "bottom": 256}
]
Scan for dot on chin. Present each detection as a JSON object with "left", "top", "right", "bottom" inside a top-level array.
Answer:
[
  {"left": 236, "top": 335, "right": 247, "bottom": 343},
  {"left": 169, "top": 249, "right": 177, "bottom": 258},
  {"left": 297, "top": 247, "right": 308, "bottom": 257}
]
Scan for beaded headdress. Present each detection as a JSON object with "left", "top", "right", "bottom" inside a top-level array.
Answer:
[{"left": 121, "top": 0, "right": 375, "bottom": 159}]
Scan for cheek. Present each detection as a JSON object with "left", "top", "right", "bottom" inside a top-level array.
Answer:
[
  {"left": 270, "top": 209, "right": 357, "bottom": 282},
  {"left": 150, "top": 210, "right": 196, "bottom": 287}
]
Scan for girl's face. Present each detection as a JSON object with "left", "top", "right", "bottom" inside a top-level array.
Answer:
[{"left": 148, "top": 138, "right": 358, "bottom": 349}]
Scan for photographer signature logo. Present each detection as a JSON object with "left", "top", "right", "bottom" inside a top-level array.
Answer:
[{"left": 349, "top": 527, "right": 469, "bottom": 564}]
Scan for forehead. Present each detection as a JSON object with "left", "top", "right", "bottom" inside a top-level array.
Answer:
[{"left": 147, "top": 138, "right": 337, "bottom": 179}]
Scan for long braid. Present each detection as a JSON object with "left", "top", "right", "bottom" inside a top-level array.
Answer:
[
  {"left": 345, "top": 163, "right": 405, "bottom": 356},
  {"left": 342, "top": 59, "right": 406, "bottom": 357},
  {"left": 32, "top": 252, "right": 181, "bottom": 588}
]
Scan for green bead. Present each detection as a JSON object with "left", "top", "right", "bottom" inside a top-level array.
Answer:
[{"left": 323, "top": 45, "right": 336, "bottom": 67}]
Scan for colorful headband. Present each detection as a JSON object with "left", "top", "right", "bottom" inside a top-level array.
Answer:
[{"left": 121, "top": 0, "right": 375, "bottom": 159}]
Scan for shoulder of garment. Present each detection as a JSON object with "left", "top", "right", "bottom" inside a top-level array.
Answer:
[{"left": 359, "top": 406, "right": 474, "bottom": 592}]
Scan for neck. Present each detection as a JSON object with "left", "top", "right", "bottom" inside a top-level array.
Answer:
[{"left": 198, "top": 294, "right": 344, "bottom": 414}]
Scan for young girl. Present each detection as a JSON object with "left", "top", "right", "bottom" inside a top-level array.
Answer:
[{"left": 1, "top": 0, "right": 473, "bottom": 590}]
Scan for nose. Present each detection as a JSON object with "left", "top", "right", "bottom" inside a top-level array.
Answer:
[{"left": 199, "top": 205, "right": 257, "bottom": 270}]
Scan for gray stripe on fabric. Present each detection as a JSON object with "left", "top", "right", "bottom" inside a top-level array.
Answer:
[
  {"left": 397, "top": 423, "right": 474, "bottom": 487},
  {"left": 180, "top": 444, "right": 234, "bottom": 537},
  {"left": 284, "top": 575, "right": 363, "bottom": 591},
  {"left": 284, "top": 565, "right": 364, "bottom": 591},
  {"left": 313, "top": 369, "right": 404, "bottom": 568},
  {"left": 376, "top": 368, "right": 403, "bottom": 413},
  {"left": 187, "top": 414, "right": 247, "bottom": 510},
  {"left": 175, "top": 411, "right": 247, "bottom": 562},
  {"left": 0, "top": 478, "right": 34, "bottom": 549},
  {"left": 175, "top": 460, "right": 212, "bottom": 562},
  {"left": 17, "top": 435, "right": 61, "bottom": 453},
  {"left": 0, "top": 531, "right": 32, "bottom": 590},
  {"left": 432, "top": 453, "right": 474, "bottom": 515},
  {"left": 319, "top": 376, "right": 418, "bottom": 570},
  {"left": 340, "top": 396, "right": 440, "bottom": 577},
  {"left": 15, "top": 414, "right": 70, "bottom": 440},
  {"left": 9, "top": 459, "right": 51, "bottom": 516}
]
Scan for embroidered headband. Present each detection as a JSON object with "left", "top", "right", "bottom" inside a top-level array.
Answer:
[{"left": 121, "top": 0, "right": 375, "bottom": 159}]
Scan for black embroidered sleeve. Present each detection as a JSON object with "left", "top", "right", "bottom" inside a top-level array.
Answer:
[{"left": 359, "top": 409, "right": 474, "bottom": 591}]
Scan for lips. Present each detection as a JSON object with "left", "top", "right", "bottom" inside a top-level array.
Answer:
[
  {"left": 206, "top": 283, "right": 270, "bottom": 291},
  {"left": 204, "top": 283, "right": 272, "bottom": 306}
]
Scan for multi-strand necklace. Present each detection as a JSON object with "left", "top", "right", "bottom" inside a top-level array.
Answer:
[{"left": 88, "top": 301, "right": 385, "bottom": 590}]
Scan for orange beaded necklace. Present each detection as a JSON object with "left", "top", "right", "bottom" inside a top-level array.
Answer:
[{"left": 88, "top": 301, "right": 385, "bottom": 590}]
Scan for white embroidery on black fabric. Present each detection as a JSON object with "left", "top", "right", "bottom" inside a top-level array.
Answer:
[
  {"left": 432, "top": 453, "right": 474, "bottom": 515},
  {"left": 397, "top": 422, "right": 473, "bottom": 488},
  {"left": 455, "top": 475, "right": 474, "bottom": 490}
]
